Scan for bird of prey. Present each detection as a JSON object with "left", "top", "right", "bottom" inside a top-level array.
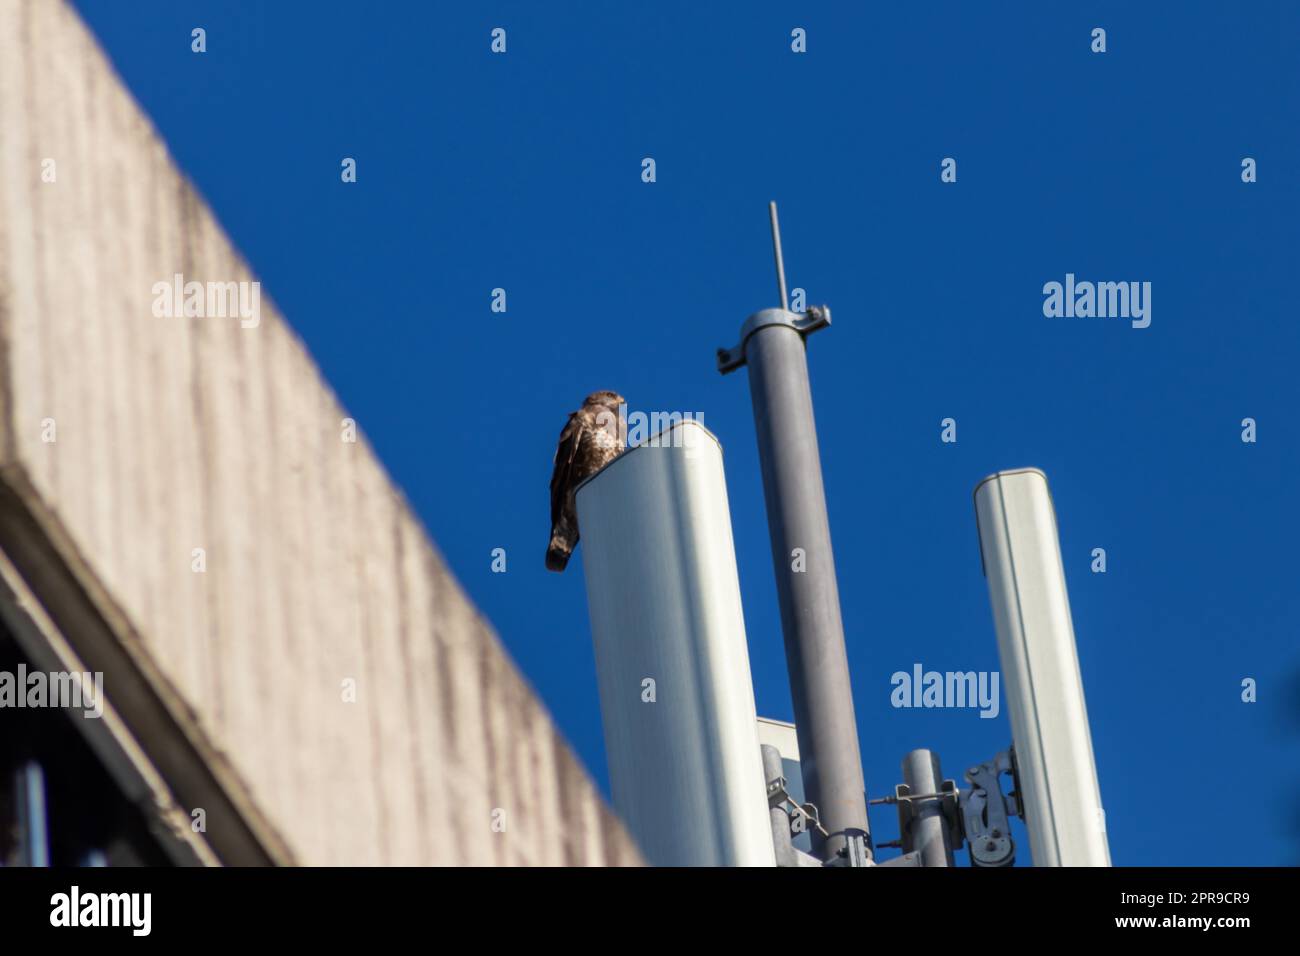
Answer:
[{"left": 546, "top": 390, "right": 627, "bottom": 572}]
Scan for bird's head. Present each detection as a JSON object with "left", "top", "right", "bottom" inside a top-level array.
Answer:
[{"left": 584, "top": 390, "right": 626, "bottom": 412}]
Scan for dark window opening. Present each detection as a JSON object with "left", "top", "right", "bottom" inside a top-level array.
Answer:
[{"left": 0, "top": 621, "right": 175, "bottom": 866}]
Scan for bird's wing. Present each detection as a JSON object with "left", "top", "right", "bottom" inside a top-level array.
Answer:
[{"left": 550, "top": 411, "right": 585, "bottom": 526}]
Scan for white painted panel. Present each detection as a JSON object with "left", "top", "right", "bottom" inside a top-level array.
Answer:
[
  {"left": 974, "top": 469, "right": 1110, "bottom": 867},
  {"left": 578, "top": 421, "right": 774, "bottom": 866}
]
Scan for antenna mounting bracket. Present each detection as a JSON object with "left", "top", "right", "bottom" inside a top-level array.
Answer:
[{"left": 716, "top": 305, "right": 831, "bottom": 374}]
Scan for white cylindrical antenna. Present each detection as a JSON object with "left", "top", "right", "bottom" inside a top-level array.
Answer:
[
  {"left": 576, "top": 419, "right": 775, "bottom": 866},
  {"left": 973, "top": 468, "right": 1111, "bottom": 867}
]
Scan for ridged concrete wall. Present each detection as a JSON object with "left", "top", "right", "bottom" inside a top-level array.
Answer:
[{"left": 0, "top": 0, "right": 639, "bottom": 866}]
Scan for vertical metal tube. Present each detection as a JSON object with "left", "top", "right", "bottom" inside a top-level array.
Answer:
[
  {"left": 900, "top": 749, "right": 953, "bottom": 867},
  {"left": 768, "top": 202, "right": 788, "bottom": 309},
  {"left": 745, "top": 319, "right": 869, "bottom": 862},
  {"left": 761, "top": 743, "right": 797, "bottom": 867}
]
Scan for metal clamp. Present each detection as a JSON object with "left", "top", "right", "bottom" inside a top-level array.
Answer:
[
  {"left": 767, "top": 771, "right": 830, "bottom": 841},
  {"left": 892, "top": 779, "right": 963, "bottom": 857},
  {"left": 958, "top": 748, "right": 1021, "bottom": 867},
  {"left": 717, "top": 306, "right": 831, "bottom": 374},
  {"left": 834, "top": 830, "right": 872, "bottom": 868}
]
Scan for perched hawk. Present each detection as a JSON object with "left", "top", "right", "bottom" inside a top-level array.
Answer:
[{"left": 546, "top": 390, "right": 627, "bottom": 572}]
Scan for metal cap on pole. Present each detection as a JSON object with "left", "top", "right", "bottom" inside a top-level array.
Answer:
[{"left": 717, "top": 203, "right": 870, "bottom": 864}]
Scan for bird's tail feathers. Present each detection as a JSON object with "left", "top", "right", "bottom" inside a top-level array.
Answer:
[{"left": 545, "top": 533, "right": 573, "bottom": 572}]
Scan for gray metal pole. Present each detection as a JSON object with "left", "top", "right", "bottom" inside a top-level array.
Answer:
[
  {"left": 900, "top": 749, "right": 954, "bottom": 867},
  {"left": 717, "top": 205, "right": 869, "bottom": 863},
  {"left": 761, "top": 743, "right": 798, "bottom": 867}
]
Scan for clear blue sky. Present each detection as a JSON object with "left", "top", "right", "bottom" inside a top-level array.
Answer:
[{"left": 74, "top": 1, "right": 1299, "bottom": 865}]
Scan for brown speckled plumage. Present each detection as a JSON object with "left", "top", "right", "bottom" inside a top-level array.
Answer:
[{"left": 546, "top": 391, "right": 626, "bottom": 572}]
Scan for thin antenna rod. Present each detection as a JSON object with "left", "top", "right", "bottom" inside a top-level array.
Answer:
[{"left": 769, "top": 201, "right": 788, "bottom": 310}]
